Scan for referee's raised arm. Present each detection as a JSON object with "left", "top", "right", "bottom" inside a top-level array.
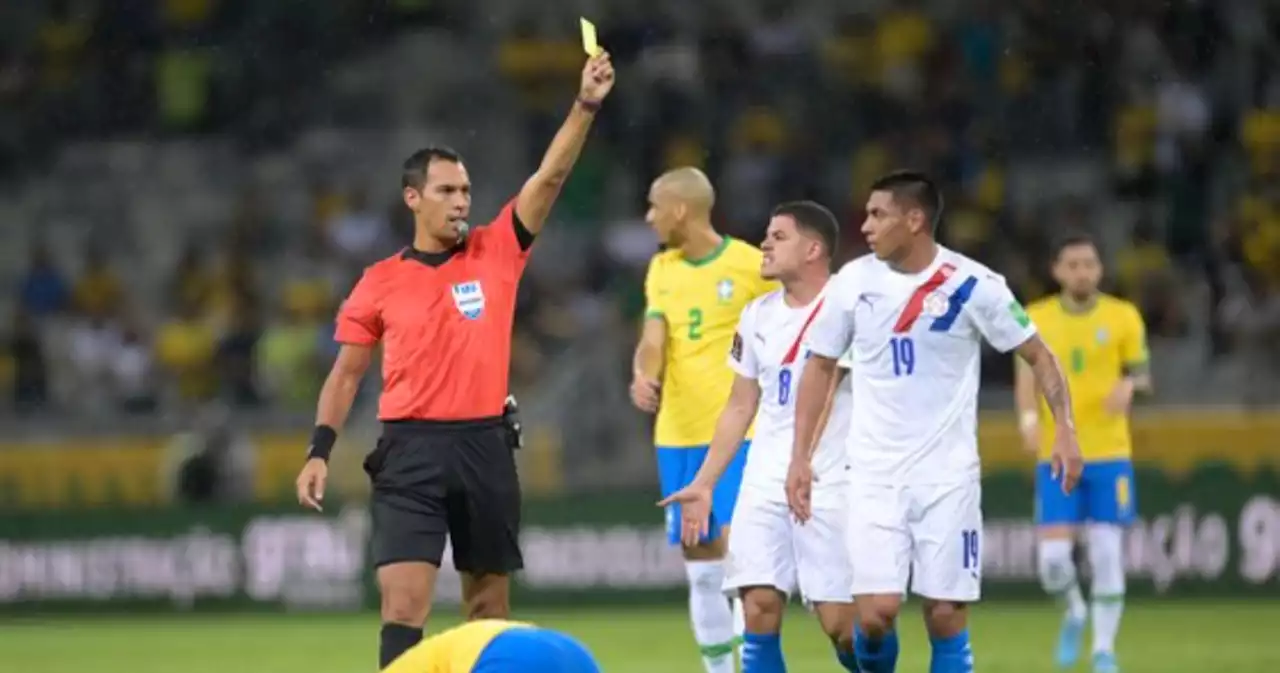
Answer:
[
  {"left": 514, "top": 51, "right": 614, "bottom": 234},
  {"left": 294, "top": 52, "right": 615, "bottom": 671}
]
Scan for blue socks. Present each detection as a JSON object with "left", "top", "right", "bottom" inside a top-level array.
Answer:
[
  {"left": 929, "top": 630, "right": 974, "bottom": 673},
  {"left": 741, "top": 632, "right": 786, "bottom": 673},
  {"left": 835, "top": 644, "right": 860, "bottom": 672},
  {"left": 854, "top": 627, "right": 900, "bottom": 673}
]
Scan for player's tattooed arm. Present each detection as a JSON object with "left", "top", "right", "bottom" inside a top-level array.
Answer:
[
  {"left": 1015, "top": 335, "right": 1074, "bottom": 429},
  {"left": 691, "top": 375, "right": 761, "bottom": 488}
]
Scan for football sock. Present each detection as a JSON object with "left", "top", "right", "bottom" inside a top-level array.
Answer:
[
  {"left": 854, "top": 626, "right": 899, "bottom": 673},
  {"left": 1038, "top": 538, "right": 1088, "bottom": 621},
  {"left": 685, "top": 560, "right": 736, "bottom": 673},
  {"left": 929, "top": 630, "right": 974, "bottom": 673},
  {"left": 1087, "top": 524, "right": 1127, "bottom": 654},
  {"left": 379, "top": 622, "right": 423, "bottom": 668},
  {"left": 742, "top": 631, "right": 786, "bottom": 673},
  {"left": 835, "top": 643, "right": 860, "bottom": 671},
  {"left": 733, "top": 596, "right": 746, "bottom": 659}
]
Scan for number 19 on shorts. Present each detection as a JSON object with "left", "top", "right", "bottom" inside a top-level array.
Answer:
[{"left": 961, "top": 529, "right": 980, "bottom": 569}]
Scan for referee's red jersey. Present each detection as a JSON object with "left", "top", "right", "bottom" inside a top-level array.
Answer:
[{"left": 335, "top": 199, "right": 532, "bottom": 420}]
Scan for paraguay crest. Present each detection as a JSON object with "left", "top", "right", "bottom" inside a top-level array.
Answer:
[
  {"left": 452, "top": 280, "right": 485, "bottom": 320},
  {"left": 923, "top": 290, "right": 950, "bottom": 318}
]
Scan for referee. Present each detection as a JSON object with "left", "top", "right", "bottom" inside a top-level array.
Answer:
[{"left": 296, "top": 52, "right": 615, "bottom": 669}]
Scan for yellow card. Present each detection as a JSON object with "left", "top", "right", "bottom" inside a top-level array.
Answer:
[{"left": 580, "top": 17, "right": 601, "bottom": 57}]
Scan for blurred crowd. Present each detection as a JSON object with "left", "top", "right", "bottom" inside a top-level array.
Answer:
[{"left": 3, "top": 0, "right": 1280, "bottom": 418}]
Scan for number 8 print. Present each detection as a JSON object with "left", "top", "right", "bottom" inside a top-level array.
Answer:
[{"left": 778, "top": 369, "right": 791, "bottom": 405}]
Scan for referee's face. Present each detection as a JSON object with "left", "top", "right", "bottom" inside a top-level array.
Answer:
[{"left": 406, "top": 159, "right": 472, "bottom": 242}]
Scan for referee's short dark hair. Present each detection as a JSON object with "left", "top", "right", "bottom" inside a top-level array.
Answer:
[
  {"left": 870, "top": 170, "right": 944, "bottom": 232},
  {"left": 402, "top": 146, "right": 464, "bottom": 190},
  {"left": 1051, "top": 230, "right": 1101, "bottom": 261},
  {"left": 772, "top": 200, "right": 840, "bottom": 258}
]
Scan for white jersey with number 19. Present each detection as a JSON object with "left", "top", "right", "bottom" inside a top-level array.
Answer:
[
  {"left": 808, "top": 248, "right": 1037, "bottom": 485},
  {"left": 808, "top": 247, "right": 1036, "bottom": 601}
]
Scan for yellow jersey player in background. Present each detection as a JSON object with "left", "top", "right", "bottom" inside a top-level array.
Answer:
[
  {"left": 382, "top": 619, "right": 599, "bottom": 672},
  {"left": 630, "top": 167, "right": 778, "bottom": 673},
  {"left": 1015, "top": 232, "right": 1152, "bottom": 673}
]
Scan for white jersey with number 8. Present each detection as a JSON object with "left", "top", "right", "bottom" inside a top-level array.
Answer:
[{"left": 722, "top": 286, "right": 853, "bottom": 603}]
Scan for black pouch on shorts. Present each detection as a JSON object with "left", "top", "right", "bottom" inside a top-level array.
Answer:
[
  {"left": 502, "top": 395, "right": 523, "bottom": 450},
  {"left": 362, "top": 437, "right": 394, "bottom": 478}
]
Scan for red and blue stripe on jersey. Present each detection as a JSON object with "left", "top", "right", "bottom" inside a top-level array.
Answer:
[
  {"left": 892, "top": 263, "right": 979, "bottom": 333},
  {"left": 782, "top": 298, "right": 826, "bottom": 365}
]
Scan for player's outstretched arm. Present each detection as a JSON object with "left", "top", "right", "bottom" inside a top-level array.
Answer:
[
  {"left": 658, "top": 375, "right": 759, "bottom": 543},
  {"left": 515, "top": 52, "right": 615, "bottom": 234},
  {"left": 1015, "top": 336, "right": 1083, "bottom": 492},
  {"left": 689, "top": 375, "right": 761, "bottom": 489}
]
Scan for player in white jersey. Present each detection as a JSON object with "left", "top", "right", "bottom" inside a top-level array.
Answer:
[
  {"left": 661, "top": 201, "right": 860, "bottom": 673},
  {"left": 788, "top": 171, "right": 1084, "bottom": 673}
]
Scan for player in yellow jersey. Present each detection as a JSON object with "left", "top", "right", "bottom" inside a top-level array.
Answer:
[
  {"left": 630, "top": 167, "right": 778, "bottom": 673},
  {"left": 382, "top": 619, "right": 599, "bottom": 672},
  {"left": 1015, "top": 232, "right": 1152, "bottom": 673}
]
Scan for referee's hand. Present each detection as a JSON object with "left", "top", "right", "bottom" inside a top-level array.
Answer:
[{"left": 296, "top": 458, "right": 328, "bottom": 512}]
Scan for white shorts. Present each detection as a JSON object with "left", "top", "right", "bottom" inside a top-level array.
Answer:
[
  {"left": 724, "top": 486, "right": 853, "bottom": 604},
  {"left": 846, "top": 478, "right": 983, "bottom": 602}
]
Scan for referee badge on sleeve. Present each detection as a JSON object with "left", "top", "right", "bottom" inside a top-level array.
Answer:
[
  {"left": 731, "top": 332, "right": 744, "bottom": 361},
  {"left": 451, "top": 281, "right": 485, "bottom": 320}
]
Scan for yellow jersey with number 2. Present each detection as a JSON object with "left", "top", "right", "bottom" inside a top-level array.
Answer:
[
  {"left": 1026, "top": 295, "right": 1148, "bottom": 462},
  {"left": 644, "top": 237, "right": 778, "bottom": 447}
]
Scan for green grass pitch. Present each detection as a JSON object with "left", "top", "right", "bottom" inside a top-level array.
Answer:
[{"left": 7, "top": 601, "right": 1280, "bottom": 672}]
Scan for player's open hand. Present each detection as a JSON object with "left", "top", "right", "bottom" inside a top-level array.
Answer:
[
  {"left": 579, "top": 51, "right": 614, "bottom": 104},
  {"left": 658, "top": 483, "right": 712, "bottom": 547},
  {"left": 295, "top": 458, "right": 328, "bottom": 512},
  {"left": 629, "top": 374, "right": 661, "bottom": 413},
  {"left": 785, "top": 460, "right": 815, "bottom": 523},
  {"left": 1050, "top": 428, "right": 1084, "bottom": 495}
]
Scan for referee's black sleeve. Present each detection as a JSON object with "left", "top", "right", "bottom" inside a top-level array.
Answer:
[{"left": 512, "top": 209, "right": 535, "bottom": 252}]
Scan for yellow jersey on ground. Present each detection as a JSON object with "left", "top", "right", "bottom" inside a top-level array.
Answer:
[
  {"left": 644, "top": 237, "right": 778, "bottom": 446},
  {"left": 383, "top": 620, "right": 531, "bottom": 673},
  {"left": 1027, "top": 294, "right": 1148, "bottom": 462}
]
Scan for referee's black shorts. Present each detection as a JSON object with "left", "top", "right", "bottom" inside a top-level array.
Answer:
[{"left": 363, "top": 417, "right": 523, "bottom": 574}]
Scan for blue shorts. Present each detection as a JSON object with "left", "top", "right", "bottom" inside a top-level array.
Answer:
[
  {"left": 1035, "top": 459, "right": 1137, "bottom": 526},
  {"left": 473, "top": 627, "right": 600, "bottom": 672},
  {"left": 656, "top": 442, "right": 750, "bottom": 546}
]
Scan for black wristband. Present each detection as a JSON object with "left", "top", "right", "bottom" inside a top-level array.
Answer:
[
  {"left": 307, "top": 425, "right": 338, "bottom": 462},
  {"left": 576, "top": 97, "right": 601, "bottom": 113}
]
